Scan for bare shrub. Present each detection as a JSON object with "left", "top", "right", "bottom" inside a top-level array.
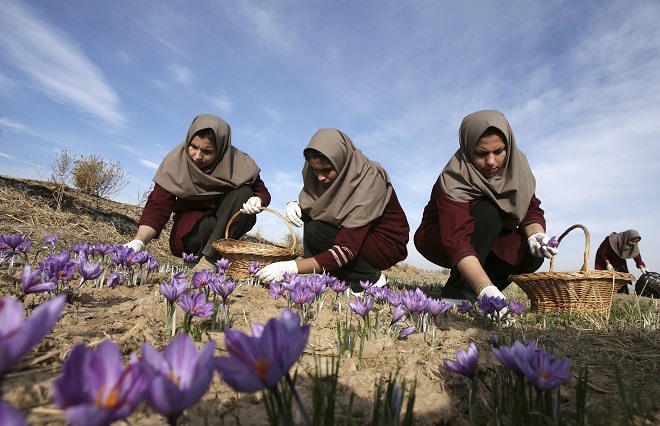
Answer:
[
  {"left": 137, "top": 184, "right": 154, "bottom": 208},
  {"left": 49, "top": 149, "right": 75, "bottom": 211},
  {"left": 71, "top": 155, "right": 129, "bottom": 203}
]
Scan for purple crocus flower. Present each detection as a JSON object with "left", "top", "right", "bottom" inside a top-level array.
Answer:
[
  {"left": 359, "top": 280, "right": 374, "bottom": 292},
  {"left": 330, "top": 279, "right": 348, "bottom": 294},
  {"left": 140, "top": 334, "right": 216, "bottom": 425},
  {"left": 371, "top": 286, "right": 391, "bottom": 302},
  {"left": 387, "top": 291, "right": 403, "bottom": 307},
  {"left": 40, "top": 250, "right": 77, "bottom": 283},
  {"left": 457, "top": 300, "right": 472, "bottom": 314},
  {"left": 146, "top": 255, "right": 160, "bottom": 271},
  {"left": 21, "top": 265, "right": 56, "bottom": 294},
  {"left": 160, "top": 276, "right": 188, "bottom": 303},
  {"left": 492, "top": 340, "right": 539, "bottom": 376},
  {"left": 93, "top": 242, "right": 115, "bottom": 258},
  {"left": 390, "top": 305, "right": 407, "bottom": 326},
  {"left": 52, "top": 340, "right": 148, "bottom": 426},
  {"left": 43, "top": 234, "right": 59, "bottom": 248},
  {"left": 402, "top": 288, "right": 428, "bottom": 313},
  {"left": 348, "top": 297, "right": 374, "bottom": 319},
  {"left": 179, "top": 292, "right": 215, "bottom": 319},
  {"left": 214, "top": 308, "right": 310, "bottom": 392},
  {"left": 478, "top": 295, "right": 509, "bottom": 318},
  {"left": 309, "top": 276, "right": 329, "bottom": 295},
  {"left": 289, "top": 284, "right": 315, "bottom": 305},
  {"left": 521, "top": 348, "right": 572, "bottom": 391},
  {"left": 181, "top": 252, "right": 199, "bottom": 264},
  {"left": 509, "top": 301, "right": 525, "bottom": 315},
  {"left": 247, "top": 261, "right": 260, "bottom": 275},
  {"left": 0, "top": 400, "right": 28, "bottom": 426},
  {"left": 1, "top": 233, "right": 26, "bottom": 252},
  {"left": 191, "top": 270, "right": 215, "bottom": 289},
  {"left": 106, "top": 272, "right": 126, "bottom": 288},
  {"left": 268, "top": 281, "right": 286, "bottom": 299},
  {"left": 209, "top": 277, "right": 236, "bottom": 303},
  {"left": 78, "top": 260, "right": 103, "bottom": 281},
  {"left": 543, "top": 236, "right": 559, "bottom": 248},
  {"left": 0, "top": 295, "right": 65, "bottom": 377},
  {"left": 425, "top": 298, "right": 454, "bottom": 319},
  {"left": 443, "top": 342, "right": 479, "bottom": 379},
  {"left": 215, "top": 258, "right": 232, "bottom": 274},
  {"left": 16, "top": 239, "right": 32, "bottom": 254},
  {"left": 399, "top": 326, "right": 416, "bottom": 340}
]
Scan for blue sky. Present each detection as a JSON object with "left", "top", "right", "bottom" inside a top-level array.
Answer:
[{"left": 1, "top": 0, "right": 659, "bottom": 275}]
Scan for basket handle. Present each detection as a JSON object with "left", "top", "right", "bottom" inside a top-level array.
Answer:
[
  {"left": 224, "top": 206, "right": 298, "bottom": 251},
  {"left": 548, "top": 224, "right": 590, "bottom": 273}
]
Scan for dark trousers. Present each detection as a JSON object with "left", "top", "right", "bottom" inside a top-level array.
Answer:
[
  {"left": 182, "top": 186, "right": 253, "bottom": 260},
  {"left": 303, "top": 219, "right": 381, "bottom": 292},
  {"left": 441, "top": 199, "right": 544, "bottom": 302}
]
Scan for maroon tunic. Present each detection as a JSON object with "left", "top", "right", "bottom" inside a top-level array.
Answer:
[
  {"left": 313, "top": 189, "right": 409, "bottom": 271},
  {"left": 594, "top": 236, "right": 645, "bottom": 273},
  {"left": 414, "top": 178, "right": 546, "bottom": 268},
  {"left": 138, "top": 177, "right": 271, "bottom": 257}
]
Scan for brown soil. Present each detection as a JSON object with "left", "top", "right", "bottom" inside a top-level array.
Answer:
[{"left": 1, "top": 175, "right": 659, "bottom": 425}]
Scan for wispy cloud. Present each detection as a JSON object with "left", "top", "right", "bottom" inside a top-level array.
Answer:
[
  {"left": 0, "top": 152, "right": 15, "bottom": 159},
  {"left": 234, "top": 1, "right": 295, "bottom": 50},
  {"left": 169, "top": 64, "right": 194, "bottom": 86},
  {"left": 138, "top": 159, "right": 159, "bottom": 169},
  {"left": 0, "top": 0, "right": 126, "bottom": 127},
  {"left": 205, "top": 90, "right": 233, "bottom": 115}
]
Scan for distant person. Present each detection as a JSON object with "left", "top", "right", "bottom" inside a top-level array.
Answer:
[
  {"left": 123, "top": 114, "right": 270, "bottom": 272},
  {"left": 414, "top": 110, "right": 557, "bottom": 305},
  {"left": 256, "top": 128, "right": 410, "bottom": 292},
  {"left": 594, "top": 230, "right": 649, "bottom": 293}
]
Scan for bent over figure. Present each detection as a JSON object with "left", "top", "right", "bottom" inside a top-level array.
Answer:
[
  {"left": 257, "top": 128, "right": 409, "bottom": 292},
  {"left": 414, "top": 110, "right": 556, "bottom": 305},
  {"left": 124, "top": 114, "right": 270, "bottom": 271}
]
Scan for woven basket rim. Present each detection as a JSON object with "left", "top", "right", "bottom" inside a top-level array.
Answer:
[{"left": 212, "top": 206, "right": 302, "bottom": 257}]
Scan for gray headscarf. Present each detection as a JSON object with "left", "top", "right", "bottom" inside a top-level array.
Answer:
[
  {"left": 440, "top": 110, "right": 536, "bottom": 229},
  {"left": 608, "top": 230, "right": 641, "bottom": 259},
  {"left": 299, "top": 129, "right": 392, "bottom": 228},
  {"left": 153, "top": 114, "right": 260, "bottom": 200}
]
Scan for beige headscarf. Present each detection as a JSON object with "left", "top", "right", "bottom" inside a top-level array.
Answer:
[
  {"left": 440, "top": 110, "right": 535, "bottom": 229},
  {"left": 298, "top": 129, "right": 392, "bottom": 228},
  {"left": 609, "top": 230, "right": 641, "bottom": 259},
  {"left": 153, "top": 114, "right": 261, "bottom": 200}
]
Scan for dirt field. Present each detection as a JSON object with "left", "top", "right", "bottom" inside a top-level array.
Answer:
[{"left": 1, "top": 175, "right": 659, "bottom": 425}]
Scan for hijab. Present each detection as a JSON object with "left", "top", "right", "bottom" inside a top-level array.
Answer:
[
  {"left": 440, "top": 110, "right": 535, "bottom": 229},
  {"left": 608, "top": 230, "right": 641, "bottom": 259},
  {"left": 153, "top": 114, "right": 261, "bottom": 200},
  {"left": 298, "top": 129, "right": 392, "bottom": 228}
]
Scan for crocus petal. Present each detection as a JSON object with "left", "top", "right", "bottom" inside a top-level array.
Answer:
[
  {"left": 0, "top": 400, "right": 28, "bottom": 426},
  {"left": 0, "top": 295, "right": 65, "bottom": 376}
]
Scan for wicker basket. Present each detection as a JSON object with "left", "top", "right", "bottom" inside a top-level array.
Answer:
[
  {"left": 509, "top": 224, "right": 635, "bottom": 315},
  {"left": 211, "top": 207, "right": 302, "bottom": 281}
]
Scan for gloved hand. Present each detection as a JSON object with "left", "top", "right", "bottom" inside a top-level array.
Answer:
[
  {"left": 285, "top": 201, "right": 303, "bottom": 227},
  {"left": 255, "top": 260, "right": 298, "bottom": 283},
  {"left": 527, "top": 233, "right": 559, "bottom": 258},
  {"left": 123, "top": 239, "right": 144, "bottom": 253},
  {"left": 478, "top": 285, "right": 509, "bottom": 317},
  {"left": 606, "top": 264, "right": 614, "bottom": 271},
  {"left": 640, "top": 266, "right": 649, "bottom": 274},
  {"left": 240, "top": 197, "right": 262, "bottom": 215}
]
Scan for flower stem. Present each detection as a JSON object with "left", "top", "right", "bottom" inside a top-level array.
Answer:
[{"left": 286, "top": 372, "right": 312, "bottom": 426}]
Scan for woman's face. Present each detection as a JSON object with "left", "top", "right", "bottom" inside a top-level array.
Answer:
[
  {"left": 308, "top": 157, "right": 338, "bottom": 186},
  {"left": 472, "top": 133, "right": 507, "bottom": 178},
  {"left": 188, "top": 136, "right": 217, "bottom": 169},
  {"left": 627, "top": 237, "right": 641, "bottom": 247}
]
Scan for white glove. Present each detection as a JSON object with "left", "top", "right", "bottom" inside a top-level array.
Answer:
[
  {"left": 640, "top": 266, "right": 649, "bottom": 274},
  {"left": 123, "top": 239, "right": 144, "bottom": 253},
  {"left": 255, "top": 260, "right": 298, "bottom": 283},
  {"left": 240, "top": 197, "right": 262, "bottom": 215},
  {"left": 478, "top": 285, "right": 509, "bottom": 317},
  {"left": 527, "top": 233, "right": 558, "bottom": 258},
  {"left": 606, "top": 264, "right": 614, "bottom": 271},
  {"left": 285, "top": 201, "right": 303, "bottom": 227}
]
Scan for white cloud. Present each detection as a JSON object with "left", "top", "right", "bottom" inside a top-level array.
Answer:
[
  {"left": 138, "top": 159, "right": 159, "bottom": 169},
  {"left": 0, "top": 0, "right": 125, "bottom": 127},
  {"left": 169, "top": 64, "right": 194, "bottom": 86},
  {"left": 0, "top": 152, "right": 15, "bottom": 159},
  {"left": 205, "top": 90, "right": 233, "bottom": 115}
]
